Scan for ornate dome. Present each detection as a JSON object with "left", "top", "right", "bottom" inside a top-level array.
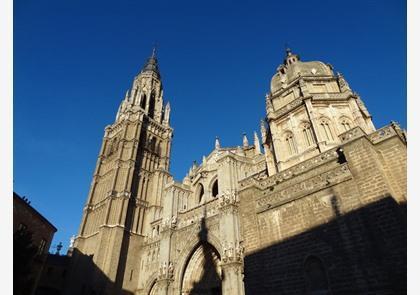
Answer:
[{"left": 270, "top": 49, "right": 334, "bottom": 94}]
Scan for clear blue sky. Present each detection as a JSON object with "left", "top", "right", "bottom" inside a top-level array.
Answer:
[{"left": 14, "top": 0, "right": 406, "bottom": 252}]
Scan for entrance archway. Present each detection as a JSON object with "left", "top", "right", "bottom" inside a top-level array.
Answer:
[
  {"left": 181, "top": 242, "right": 222, "bottom": 295},
  {"left": 148, "top": 279, "right": 158, "bottom": 295}
]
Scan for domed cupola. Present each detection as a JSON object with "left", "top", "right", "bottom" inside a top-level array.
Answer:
[
  {"left": 270, "top": 49, "right": 334, "bottom": 94},
  {"left": 284, "top": 48, "right": 300, "bottom": 66}
]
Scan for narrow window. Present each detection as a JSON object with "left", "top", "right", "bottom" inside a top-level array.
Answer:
[
  {"left": 148, "top": 91, "right": 155, "bottom": 119},
  {"left": 320, "top": 121, "right": 333, "bottom": 141},
  {"left": 302, "top": 123, "right": 314, "bottom": 147},
  {"left": 285, "top": 133, "right": 297, "bottom": 155},
  {"left": 341, "top": 119, "right": 352, "bottom": 131},
  {"left": 197, "top": 184, "right": 204, "bottom": 204},
  {"left": 212, "top": 179, "right": 218, "bottom": 197},
  {"left": 140, "top": 94, "right": 147, "bottom": 109}
]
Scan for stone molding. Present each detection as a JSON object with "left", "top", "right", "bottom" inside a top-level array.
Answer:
[
  {"left": 339, "top": 123, "right": 405, "bottom": 145},
  {"left": 255, "top": 163, "right": 352, "bottom": 213},
  {"left": 240, "top": 148, "right": 340, "bottom": 190},
  {"left": 221, "top": 241, "right": 244, "bottom": 264}
]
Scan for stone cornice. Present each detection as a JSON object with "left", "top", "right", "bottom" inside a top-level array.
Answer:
[
  {"left": 239, "top": 148, "right": 340, "bottom": 191},
  {"left": 339, "top": 124, "right": 406, "bottom": 146},
  {"left": 255, "top": 163, "right": 352, "bottom": 213}
]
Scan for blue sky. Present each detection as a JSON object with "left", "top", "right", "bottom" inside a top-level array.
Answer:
[{"left": 14, "top": 0, "right": 406, "bottom": 252}]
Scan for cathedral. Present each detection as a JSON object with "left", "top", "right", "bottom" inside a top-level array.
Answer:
[{"left": 64, "top": 48, "right": 407, "bottom": 295}]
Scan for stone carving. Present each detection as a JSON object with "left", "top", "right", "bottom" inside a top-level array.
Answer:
[
  {"left": 158, "top": 261, "right": 174, "bottom": 280},
  {"left": 274, "top": 98, "right": 303, "bottom": 117},
  {"left": 255, "top": 164, "right": 352, "bottom": 213},
  {"left": 222, "top": 241, "right": 244, "bottom": 263},
  {"left": 337, "top": 72, "right": 351, "bottom": 92},
  {"left": 220, "top": 189, "right": 237, "bottom": 207},
  {"left": 240, "top": 149, "right": 340, "bottom": 190},
  {"left": 161, "top": 215, "right": 177, "bottom": 231},
  {"left": 171, "top": 215, "right": 178, "bottom": 228},
  {"left": 339, "top": 126, "right": 366, "bottom": 143},
  {"left": 368, "top": 125, "right": 397, "bottom": 144}
]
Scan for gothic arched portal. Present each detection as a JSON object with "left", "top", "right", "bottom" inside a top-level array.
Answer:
[
  {"left": 181, "top": 242, "right": 222, "bottom": 295},
  {"left": 148, "top": 279, "right": 158, "bottom": 295}
]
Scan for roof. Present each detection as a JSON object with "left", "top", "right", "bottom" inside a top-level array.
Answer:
[{"left": 13, "top": 191, "right": 57, "bottom": 232}]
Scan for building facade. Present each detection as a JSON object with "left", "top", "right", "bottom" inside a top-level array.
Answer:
[
  {"left": 14, "top": 192, "right": 58, "bottom": 295},
  {"left": 67, "top": 49, "right": 407, "bottom": 295}
]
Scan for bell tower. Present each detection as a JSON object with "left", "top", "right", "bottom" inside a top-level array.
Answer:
[{"left": 72, "top": 49, "right": 173, "bottom": 294}]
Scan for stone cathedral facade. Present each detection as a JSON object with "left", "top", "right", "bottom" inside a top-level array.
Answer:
[{"left": 65, "top": 49, "right": 407, "bottom": 295}]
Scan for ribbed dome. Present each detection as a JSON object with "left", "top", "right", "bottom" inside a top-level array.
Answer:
[{"left": 270, "top": 50, "right": 334, "bottom": 94}]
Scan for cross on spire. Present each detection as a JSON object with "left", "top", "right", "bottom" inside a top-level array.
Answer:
[{"left": 152, "top": 42, "right": 158, "bottom": 58}]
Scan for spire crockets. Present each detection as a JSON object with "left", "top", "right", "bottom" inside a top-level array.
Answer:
[
  {"left": 141, "top": 46, "right": 160, "bottom": 77},
  {"left": 215, "top": 136, "right": 221, "bottom": 149},
  {"left": 242, "top": 133, "right": 249, "bottom": 147},
  {"left": 254, "top": 131, "right": 261, "bottom": 154}
]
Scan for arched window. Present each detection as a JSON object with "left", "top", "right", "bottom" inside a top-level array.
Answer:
[
  {"left": 285, "top": 132, "right": 298, "bottom": 156},
  {"left": 140, "top": 93, "right": 147, "bottom": 109},
  {"left": 320, "top": 119, "right": 334, "bottom": 142},
  {"left": 148, "top": 91, "right": 155, "bottom": 119},
  {"left": 196, "top": 184, "right": 204, "bottom": 204},
  {"left": 340, "top": 117, "right": 352, "bottom": 132},
  {"left": 211, "top": 179, "right": 218, "bottom": 198},
  {"left": 302, "top": 123, "right": 315, "bottom": 147},
  {"left": 304, "top": 256, "right": 329, "bottom": 293}
]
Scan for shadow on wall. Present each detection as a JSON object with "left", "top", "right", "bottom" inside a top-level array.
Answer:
[
  {"left": 243, "top": 195, "right": 406, "bottom": 295},
  {"left": 185, "top": 217, "right": 223, "bottom": 295},
  {"left": 35, "top": 248, "right": 134, "bottom": 295},
  {"left": 36, "top": 198, "right": 406, "bottom": 295}
]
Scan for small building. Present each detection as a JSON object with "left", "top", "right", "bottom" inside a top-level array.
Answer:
[{"left": 14, "top": 192, "right": 57, "bottom": 295}]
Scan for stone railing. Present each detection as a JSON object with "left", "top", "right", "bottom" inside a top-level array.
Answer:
[
  {"left": 255, "top": 163, "right": 352, "bottom": 213},
  {"left": 339, "top": 123, "right": 405, "bottom": 145},
  {"left": 311, "top": 92, "right": 350, "bottom": 100},
  {"left": 338, "top": 126, "right": 367, "bottom": 143},
  {"left": 368, "top": 125, "right": 398, "bottom": 144},
  {"left": 240, "top": 148, "right": 340, "bottom": 190},
  {"left": 176, "top": 198, "right": 219, "bottom": 229}
]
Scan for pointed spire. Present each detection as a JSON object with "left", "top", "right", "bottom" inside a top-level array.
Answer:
[
  {"left": 254, "top": 131, "right": 261, "bottom": 154},
  {"left": 242, "top": 133, "right": 249, "bottom": 147},
  {"left": 151, "top": 46, "right": 157, "bottom": 58},
  {"left": 163, "top": 102, "right": 171, "bottom": 124},
  {"left": 337, "top": 72, "right": 351, "bottom": 92},
  {"left": 260, "top": 119, "right": 267, "bottom": 142},
  {"left": 215, "top": 136, "right": 221, "bottom": 149},
  {"left": 141, "top": 46, "right": 160, "bottom": 77},
  {"left": 202, "top": 155, "right": 207, "bottom": 165}
]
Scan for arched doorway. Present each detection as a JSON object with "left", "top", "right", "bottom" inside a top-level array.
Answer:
[
  {"left": 148, "top": 279, "right": 158, "bottom": 295},
  {"left": 181, "top": 242, "right": 222, "bottom": 295}
]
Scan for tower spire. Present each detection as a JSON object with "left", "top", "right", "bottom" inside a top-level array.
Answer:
[
  {"left": 141, "top": 45, "right": 160, "bottom": 77},
  {"left": 242, "top": 133, "right": 249, "bottom": 147},
  {"left": 254, "top": 131, "right": 261, "bottom": 154},
  {"left": 215, "top": 136, "right": 221, "bottom": 149}
]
